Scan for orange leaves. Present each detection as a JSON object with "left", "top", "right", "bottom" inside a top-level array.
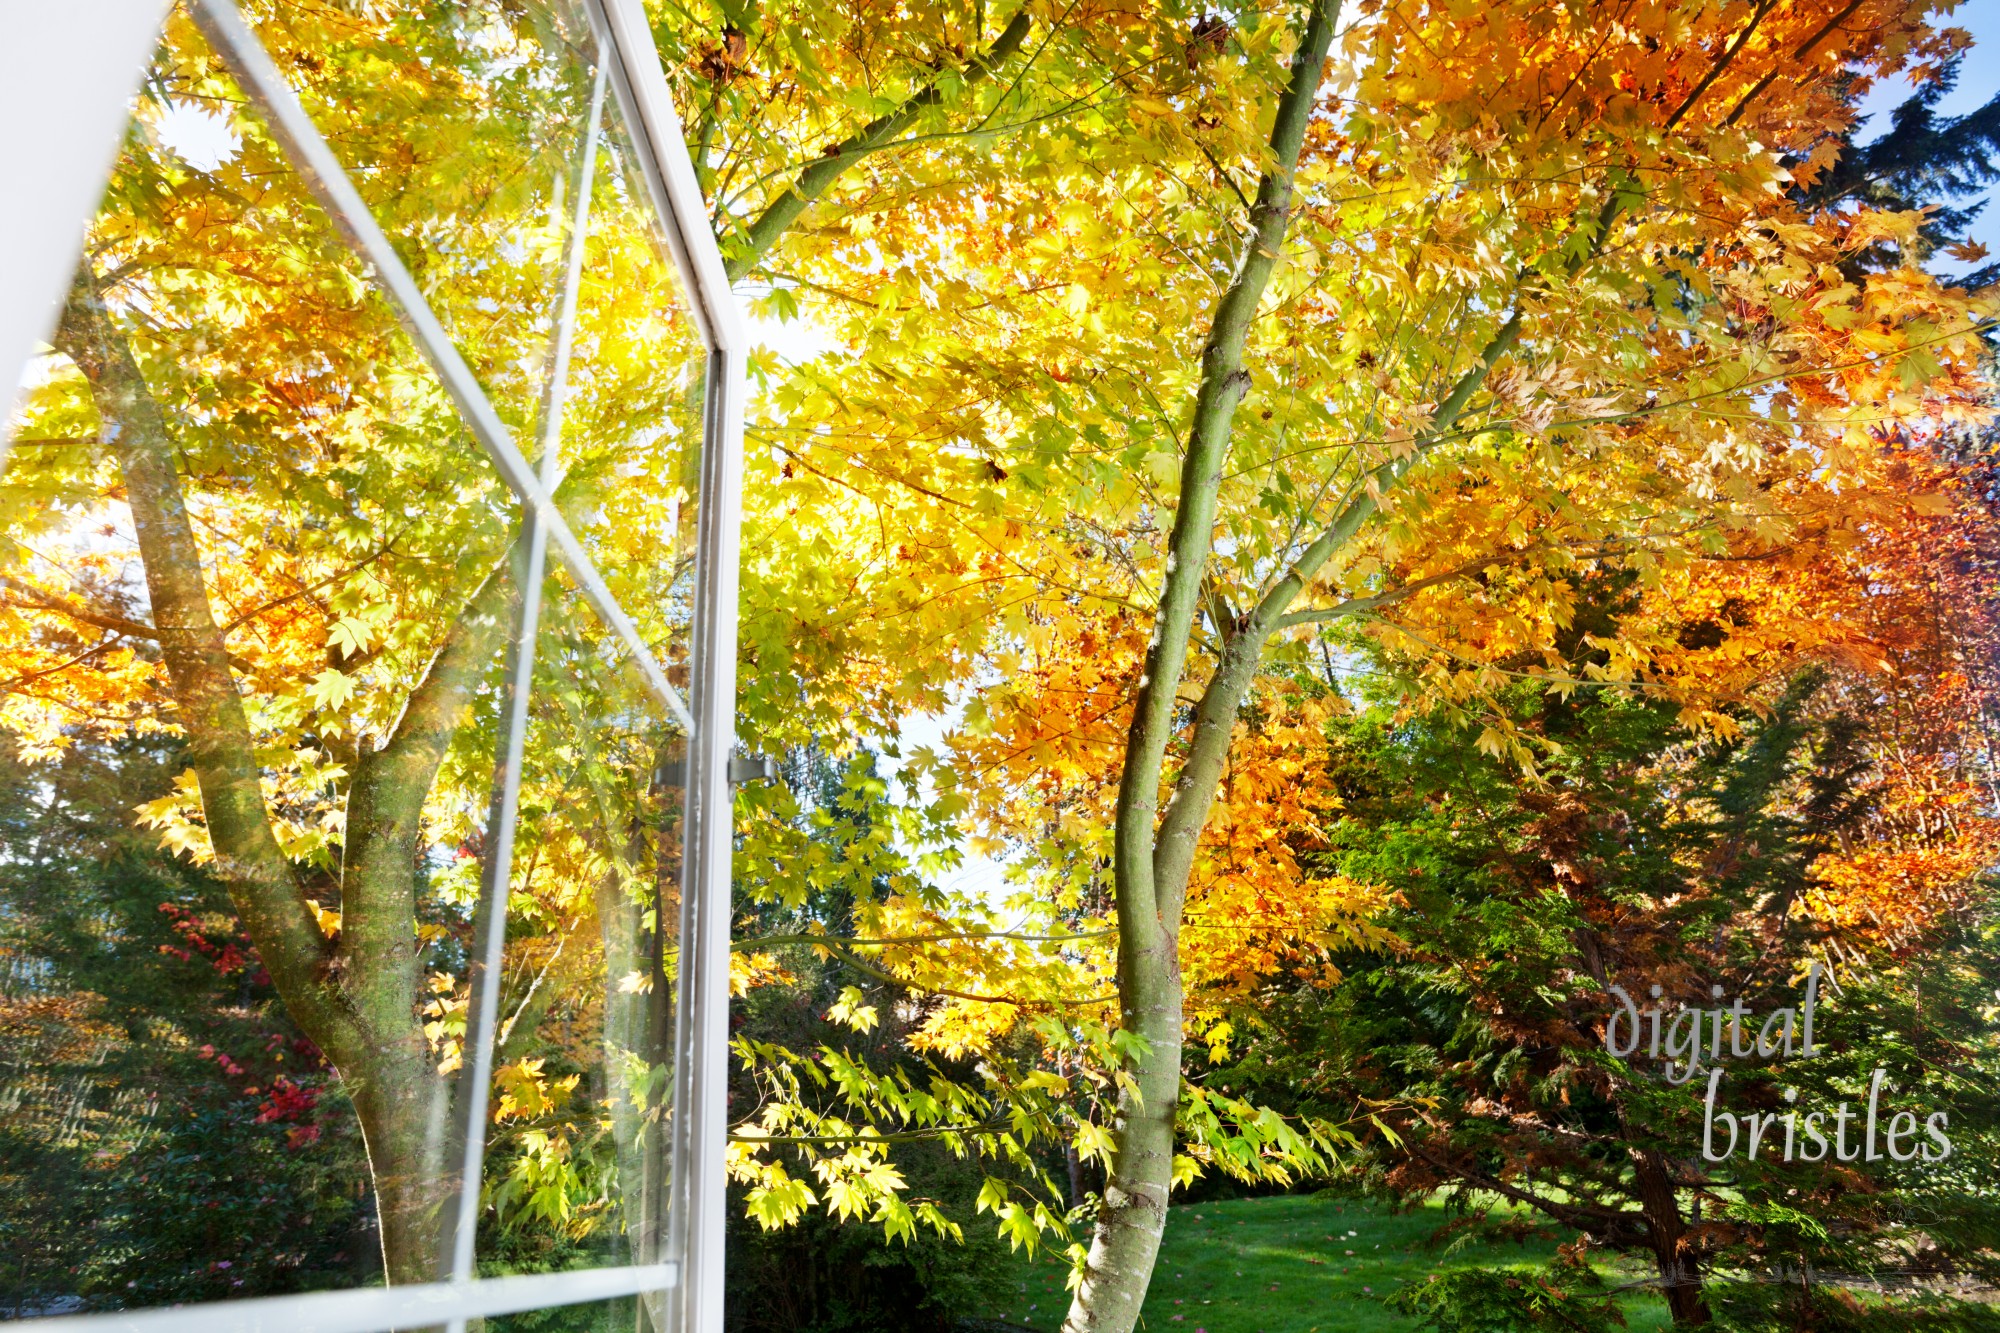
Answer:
[
  {"left": 1804, "top": 762, "right": 2000, "bottom": 948},
  {"left": 1178, "top": 691, "right": 1395, "bottom": 1003}
]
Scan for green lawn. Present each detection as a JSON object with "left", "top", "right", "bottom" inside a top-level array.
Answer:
[{"left": 974, "top": 1194, "right": 1674, "bottom": 1333}]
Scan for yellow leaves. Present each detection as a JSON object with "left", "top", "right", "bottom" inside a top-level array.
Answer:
[
  {"left": 827, "top": 984, "right": 881, "bottom": 1033},
  {"left": 325, "top": 614, "right": 376, "bottom": 660},
  {"left": 304, "top": 664, "right": 356, "bottom": 713},
  {"left": 816, "top": 1150, "right": 909, "bottom": 1224},
  {"left": 1843, "top": 209, "right": 1928, "bottom": 254},
  {"left": 493, "top": 1057, "right": 580, "bottom": 1122},
  {"left": 737, "top": 1150, "right": 819, "bottom": 1231},
  {"left": 135, "top": 769, "right": 214, "bottom": 864},
  {"left": 1019, "top": 1068, "right": 1071, "bottom": 1097},
  {"left": 1072, "top": 1119, "right": 1117, "bottom": 1164},
  {"left": 308, "top": 901, "right": 341, "bottom": 939},
  {"left": 422, "top": 974, "right": 466, "bottom": 1075}
]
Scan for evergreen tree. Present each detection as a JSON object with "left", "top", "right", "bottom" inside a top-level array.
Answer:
[
  {"left": 1215, "top": 671, "right": 2000, "bottom": 1329},
  {"left": 1798, "top": 60, "right": 2000, "bottom": 284},
  {"left": 0, "top": 734, "right": 374, "bottom": 1311}
]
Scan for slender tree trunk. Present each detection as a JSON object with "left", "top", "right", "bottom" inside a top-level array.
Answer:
[{"left": 1061, "top": 8, "right": 1340, "bottom": 1330}]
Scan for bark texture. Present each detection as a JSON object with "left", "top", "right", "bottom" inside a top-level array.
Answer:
[
  {"left": 1634, "top": 1149, "right": 1712, "bottom": 1326},
  {"left": 55, "top": 266, "right": 518, "bottom": 1284}
]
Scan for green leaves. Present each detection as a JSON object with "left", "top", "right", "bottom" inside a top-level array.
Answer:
[{"left": 305, "top": 667, "right": 356, "bottom": 712}]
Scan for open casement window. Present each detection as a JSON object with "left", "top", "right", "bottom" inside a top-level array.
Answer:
[{"left": 0, "top": 2, "right": 742, "bottom": 1332}]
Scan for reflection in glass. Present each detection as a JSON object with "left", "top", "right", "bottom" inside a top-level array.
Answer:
[
  {"left": 229, "top": 0, "right": 609, "bottom": 435},
  {"left": 545, "top": 91, "right": 706, "bottom": 614},
  {"left": 468, "top": 572, "right": 684, "bottom": 1298},
  {"left": 0, "top": 0, "right": 709, "bottom": 1317},
  {"left": 0, "top": 12, "right": 557, "bottom": 1306}
]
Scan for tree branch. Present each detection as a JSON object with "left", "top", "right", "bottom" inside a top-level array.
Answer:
[
  {"left": 1273, "top": 558, "right": 1505, "bottom": 628},
  {"left": 2, "top": 573, "right": 263, "bottom": 673},
  {"left": 814, "top": 940, "right": 1116, "bottom": 1007},
  {"left": 1723, "top": 0, "right": 1866, "bottom": 127},
  {"left": 738, "top": 928, "right": 1114, "bottom": 950},
  {"left": 729, "top": 1119, "right": 1014, "bottom": 1146},
  {"left": 1120, "top": 0, "right": 1342, "bottom": 939},
  {"left": 722, "top": 10, "right": 1034, "bottom": 282},
  {"left": 1148, "top": 312, "right": 1523, "bottom": 920},
  {"left": 1663, "top": 0, "right": 1777, "bottom": 132},
  {"left": 53, "top": 265, "right": 356, "bottom": 1060}
]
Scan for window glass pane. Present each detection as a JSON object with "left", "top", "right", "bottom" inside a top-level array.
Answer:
[
  {"left": 543, "top": 92, "right": 706, "bottom": 609},
  {"left": 490, "top": 1291, "right": 647, "bottom": 1333},
  {"left": 0, "top": 20, "right": 537, "bottom": 1308},
  {"left": 1, "top": 0, "right": 712, "bottom": 1317},
  {"left": 226, "top": 0, "right": 609, "bottom": 436},
  {"left": 453, "top": 85, "right": 707, "bottom": 1291},
  {"left": 466, "top": 570, "right": 685, "bottom": 1280}
]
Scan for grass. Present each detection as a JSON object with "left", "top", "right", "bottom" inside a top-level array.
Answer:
[{"left": 973, "top": 1194, "right": 1675, "bottom": 1333}]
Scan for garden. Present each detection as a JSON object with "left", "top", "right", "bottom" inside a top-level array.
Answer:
[{"left": 5, "top": 0, "right": 2000, "bottom": 1330}]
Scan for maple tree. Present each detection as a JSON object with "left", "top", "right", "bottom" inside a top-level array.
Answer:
[{"left": 712, "top": 1, "right": 2000, "bottom": 1330}]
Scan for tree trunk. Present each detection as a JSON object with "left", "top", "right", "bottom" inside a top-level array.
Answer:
[
  {"left": 57, "top": 265, "right": 468, "bottom": 1285},
  {"left": 349, "top": 1062, "right": 453, "bottom": 1284},
  {"left": 56, "top": 267, "right": 356, "bottom": 1062},
  {"left": 1061, "top": 7, "right": 1340, "bottom": 1330},
  {"left": 1632, "top": 1148, "right": 1710, "bottom": 1326}
]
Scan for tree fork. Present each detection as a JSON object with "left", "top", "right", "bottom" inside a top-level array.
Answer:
[{"left": 57, "top": 265, "right": 460, "bottom": 1285}]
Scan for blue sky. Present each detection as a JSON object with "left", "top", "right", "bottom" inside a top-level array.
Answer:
[{"left": 1851, "top": 0, "right": 2000, "bottom": 276}]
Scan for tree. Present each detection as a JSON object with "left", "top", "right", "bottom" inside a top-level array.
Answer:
[
  {"left": 7, "top": 1, "right": 1999, "bottom": 1326},
  {"left": 723, "top": 752, "right": 1024, "bottom": 1332},
  {"left": 1215, "top": 643, "right": 2000, "bottom": 1326},
  {"left": 732, "top": 1, "right": 1996, "bottom": 1328}
]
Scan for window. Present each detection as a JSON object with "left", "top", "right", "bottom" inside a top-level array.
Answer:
[{"left": 0, "top": 2, "right": 741, "bottom": 1330}]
